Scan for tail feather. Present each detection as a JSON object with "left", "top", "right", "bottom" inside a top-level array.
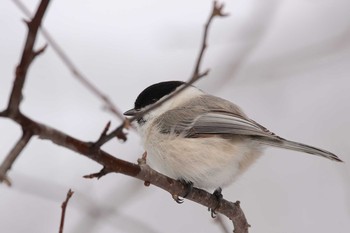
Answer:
[{"left": 253, "top": 137, "right": 343, "bottom": 162}]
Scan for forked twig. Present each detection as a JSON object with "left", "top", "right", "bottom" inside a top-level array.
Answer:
[{"left": 0, "top": 0, "right": 50, "bottom": 182}]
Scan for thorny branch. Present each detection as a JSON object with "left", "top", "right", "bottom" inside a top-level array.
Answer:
[
  {"left": 0, "top": 1, "right": 250, "bottom": 233},
  {"left": 59, "top": 189, "right": 74, "bottom": 233}
]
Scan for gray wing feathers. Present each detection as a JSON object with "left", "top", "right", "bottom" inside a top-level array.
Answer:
[
  {"left": 188, "top": 113, "right": 278, "bottom": 138},
  {"left": 252, "top": 137, "right": 342, "bottom": 162}
]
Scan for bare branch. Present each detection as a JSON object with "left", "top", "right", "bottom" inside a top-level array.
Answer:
[
  {"left": 59, "top": 189, "right": 74, "bottom": 233},
  {"left": 0, "top": 0, "right": 50, "bottom": 185},
  {"left": 192, "top": 1, "right": 228, "bottom": 78},
  {"left": 32, "top": 43, "right": 48, "bottom": 58},
  {"left": 12, "top": 0, "right": 124, "bottom": 120},
  {"left": 0, "top": 130, "right": 33, "bottom": 186},
  {"left": 6, "top": 0, "right": 50, "bottom": 115}
]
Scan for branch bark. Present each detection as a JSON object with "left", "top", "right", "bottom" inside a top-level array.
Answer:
[
  {"left": 0, "top": 0, "right": 50, "bottom": 184},
  {"left": 7, "top": 0, "right": 50, "bottom": 115},
  {"left": 0, "top": 130, "right": 32, "bottom": 186}
]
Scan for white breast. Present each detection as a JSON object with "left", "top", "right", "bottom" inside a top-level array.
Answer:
[{"left": 143, "top": 126, "right": 263, "bottom": 191}]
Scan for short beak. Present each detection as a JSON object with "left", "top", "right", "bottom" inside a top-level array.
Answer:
[{"left": 124, "top": 108, "right": 137, "bottom": 116}]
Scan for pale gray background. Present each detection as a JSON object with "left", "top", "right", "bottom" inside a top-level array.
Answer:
[{"left": 0, "top": 0, "right": 349, "bottom": 233}]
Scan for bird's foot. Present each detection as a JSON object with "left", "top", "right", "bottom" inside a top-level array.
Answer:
[
  {"left": 172, "top": 180, "right": 193, "bottom": 204},
  {"left": 208, "top": 187, "right": 223, "bottom": 218}
]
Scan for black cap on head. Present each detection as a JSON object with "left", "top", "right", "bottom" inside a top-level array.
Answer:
[{"left": 134, "top": 81, "right": 185, "bottom": 110}]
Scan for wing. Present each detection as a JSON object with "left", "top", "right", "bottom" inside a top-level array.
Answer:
[
  {"left": 184, "top": 111, "right": 279, "bottom": 139},
  {"left": 154, "top": 94, "right": 279, "bottom": 139}
]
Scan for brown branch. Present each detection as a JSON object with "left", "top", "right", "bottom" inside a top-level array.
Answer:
[
  {"left": 192, "top": 1, "right": 228, "bottom": 78},
  {"left": 0, "top": 130, "right": 32, "bottom": 186},
  {"left": 95, "top": 1, "right": 228, "bottom": 147},
  {"left": 6, "top": 0, "right": 50, "bottom": 115},
  {"left": 0, "top": 0, "right": 50, "bottom": 184},
  {"left": 59, "top": 189, "right": 74, "bottom": 233},
  {"left": 12, "top": 0, "right": 124, "bottom": 120}
]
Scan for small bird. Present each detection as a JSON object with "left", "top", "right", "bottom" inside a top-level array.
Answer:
[{"left": 124, "top": 81, "right": 342, "bottom": 196}]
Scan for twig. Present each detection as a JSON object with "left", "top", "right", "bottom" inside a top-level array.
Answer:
[
  {"left": 0, "top": 130, "right": 32, "bottom": 186},
  {"left": 0, "top": 0, "right": 50, "bottom": 184},
  {"left": 83, "top": 167, "right": 110, "bottom": 179},
  {"left": 59, "top": 189, "right": 74, "bottom": 233},
  {"left": 7, "top": 0, "right": 50, "bottom": 115},
  {"left": 93, "top": 121, "right": 111, "bottom": 146},
  {"left": 192, "top": 1, "right": 228, "bottom": 78},
  {"left": 12, "top": 0, "right": 124, "bottom": 120},
  {"left": 95, "top": 1, "right": 228, "bottom": 147}
]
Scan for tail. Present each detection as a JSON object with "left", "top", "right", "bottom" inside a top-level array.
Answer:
[{"left": 253, "top": 137, "right": 343, "bottom": 162}]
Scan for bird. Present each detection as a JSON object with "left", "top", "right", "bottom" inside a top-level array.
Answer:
[{"left": 124, "top": 80, "right": 342, "bottom": 201}]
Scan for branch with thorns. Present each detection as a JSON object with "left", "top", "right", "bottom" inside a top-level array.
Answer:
[{"left": 0, "top": 1, "right": 249, "bottom": 233}]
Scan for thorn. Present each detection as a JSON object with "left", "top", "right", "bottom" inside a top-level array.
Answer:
[
  {"left": 100, "top": 121, "right": 111, "bottom": 137},
  {"left": 83, "top": 167, "right": 109, "bottom": 179},
  {"left": 33, "top": 43, "right": 48, "bottom": 57}
]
